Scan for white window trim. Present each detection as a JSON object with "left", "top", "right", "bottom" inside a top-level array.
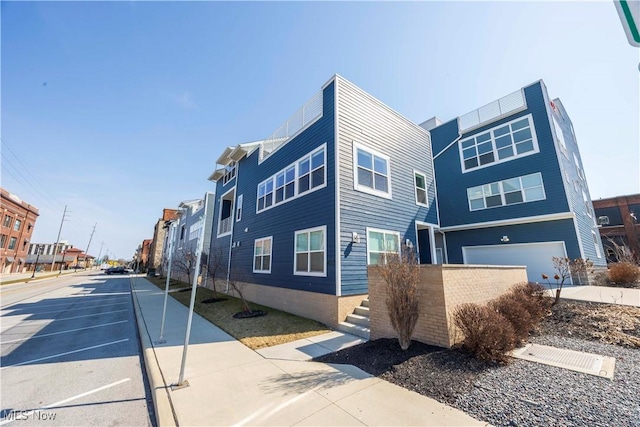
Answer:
[
  {"left": 365, "top": 227, "right": 401, "bottom": 265},
  {"left": 256, "top": 144, "right": 327, "bottom": 214},
  {"left": 552, "top": 116, "right": 568, "bottom": 158},
  {"left": 467, "top": 172, "right": 546, "bottom": 212},
  {"left": 413, "top": 170, "right": 429, "bottom": 207},
  {"left": 253, "top": 236, "right": 272, "bottom": 274},
  {"left": 217, "top": 187, "right": 235, "bottom": 238},
  {"left": 293, "top": 225, "right": 327, "bottom": 277},
  {"left": 458, "top": 114, "right": 540, "bottom": 174},
  {"left": 573, "top": 153, "right": 585, "bottom": 181},
  {"left": 352, "top": 142, "right": 392, "bottom": 199},
  {"left": 235, "top": 194, "right": 243, "bottom": 222},
  {"left": 592, "top": 230, "right": 602, "bottom": 258}
]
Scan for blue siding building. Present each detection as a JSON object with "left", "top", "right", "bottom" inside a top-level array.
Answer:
[
  {"left": 206, "top": 76, "right": 605, "bottom": 328},
  {"left": 425, "top": 80, "right": 606, "bottom": 283}
]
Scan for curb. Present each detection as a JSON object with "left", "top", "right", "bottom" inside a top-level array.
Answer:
[{"left": 130, "top": 277, "right": 178, "bottom": 427}]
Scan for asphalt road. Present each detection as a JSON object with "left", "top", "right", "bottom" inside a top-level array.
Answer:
[{"left": 0, "top": 271, "right": 155, "bottom": 426}]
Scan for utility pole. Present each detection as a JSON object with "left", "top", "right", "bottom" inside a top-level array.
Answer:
[
  {"left": 50, "top": 205, "right": 69, "bottom": 272},
  {"left": 83, "top": 223, "right": 97, "bottom": 269}
]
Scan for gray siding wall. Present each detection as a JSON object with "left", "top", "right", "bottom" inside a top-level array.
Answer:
[
  {"left": 336, "top": 76, "right": 437, "bottom": 295},
  {"left": 550, "top": 97, "right": 606, "bottom": 267}
]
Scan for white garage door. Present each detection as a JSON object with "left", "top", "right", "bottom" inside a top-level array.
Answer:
[{"left": 463, "top": 242, "right": 568, "bottom": 284}]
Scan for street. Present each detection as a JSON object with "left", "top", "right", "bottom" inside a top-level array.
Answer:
[{"left": 0, "top": 271, "right": 155, "bottom": 426}]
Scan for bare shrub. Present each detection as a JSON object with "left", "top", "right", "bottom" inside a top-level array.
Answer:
[
  {"left": 377, "top": 249, "right": 420, "bottom": 351},
  {"left": 510, "top": 282, "right": 551, "bottom": 322},
  {"left": 489, "top": 293, "right": 534, "bottom": 344},
  {"left": 608, "top": 262, "right": 640, "bottom": 285},
  {"left": 453, "top": 303, "right": 516, "bottom": 363},
  {"left": 604, "top": 238, "right": 637, "bottom": 264},
  {"left": 542, "top": 257, "right": 593, "bottom": 305}
]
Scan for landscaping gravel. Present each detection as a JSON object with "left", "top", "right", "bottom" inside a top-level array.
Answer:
[{"left": 316, "top": 301, "right": 640, "bottom": 426}]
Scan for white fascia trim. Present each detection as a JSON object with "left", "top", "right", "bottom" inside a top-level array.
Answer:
[
  {"left": 439, "top": 212, "right": 575, "bottom": 232},
  {"left": 334, "top": 80, "right": 341, "bottom": 296}
]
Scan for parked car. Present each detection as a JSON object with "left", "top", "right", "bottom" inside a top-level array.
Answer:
[{"left": 105, "top": 266, "right": 126, "bottom": 275}]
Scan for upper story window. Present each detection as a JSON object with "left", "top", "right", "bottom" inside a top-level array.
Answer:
[
  {"left": 354, "top": 143, "right": 391, "bottom": 198},
  {"left": 573, "top": 153, "right": 584, "bottom": 181},
  {"left": 8, "top": 237, "right": 17, "bottom": 250},
  {"left": 552, "top": 116, "right": 567, "bottom": 155},
  {"left": 414, "top": 171, "right": 428, "bottom": 207},
  {"left": 223, "top": 162, "right": 236, "bottom": 185},
  {"left": 3, "top": 215, "right": 12, "bottom": 228},
  {"left": 13, "top": 219, "right": 22, "bottom": 232},
  {"left": 235, "top": 194, "right": 243, "bottom": 222},
  {"left": 459, "top": 115, "right": 538, "bottom": 173},
  {"left": 367, "top": 228, "right": 400, "bottom": 265},
  {"left": 0, "top": 234, "right": 6, "bottom": 248},
  {"left": 253, "top": 236, "right": 272, "bottom": 274},
  {"left": 592, "top": 231, "right": 602, "bottom": 258},
  {"left": 257, "top": 145, "right": 326, "bottom": 213},
  {"left": 467, "top": 173, "right": 546, "bottom": 211},
  {"left": 582, "top": 190, "right": 592, "bottom": 217},
  {"left": 294, "top": 226, "right": 326, "bottom": 276}
]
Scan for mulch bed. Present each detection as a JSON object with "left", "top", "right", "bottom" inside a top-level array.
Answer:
[
  {"left": 233, "top": 310, "right": 267, "bottom": 319},
  {"left": 315, "top": 300, "right": 640, "bottom": 407},
  {"left": 202, "top": 297, "right": 228, "bottom": 304}
]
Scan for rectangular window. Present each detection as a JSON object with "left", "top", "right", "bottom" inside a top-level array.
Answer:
[
  {"left": 592, "top": 231, "right": 602, "bottom": 258},
  {"left": 236, "top": 194, "right": 243, "bottom": 222},
  {"left": 552, "top": 116, "right": 567, "bottom": 155},
  {"left": 294, "top": 226, "right": 326, "bottom": 276},
  {"left": 367, "top": 228, "right": 400, "bottom": 265},
  {"left": 180, "top": 225, "right": 185, "bottom": 240},
  {"left": 257, "top": 145, "right": 326, "bottom": 213},
  {"left": 223, "top": 162, "right": 236, "bottom": 185},
  {"left": 354, "top": 143, "right": 391, "bottom": 198},
  {"left": 467, "top": 173, "right": 546, "bottom": 211},
  {"left": 414, "top": 171, "right": 428, "bottom": 206},
  {"left": 13, "top": 219, "right": 22, "bottom": 232},
  {"left": 459, "top": 115, "right": 538, "bottom": 172},
  {"left": 0, "top": 234, "right": 6, "bottom": 248},
  {"left": 253, "top": 237, "right": 272, "bottom": 273},
  {"left": 8, "top": 237, "right": 17, "bottom": 250},
  {"left": 574, "top": 153, "right": 584, "bottom": 180},
  {"left": 3, "top": 216, "right": 12, "bottom": 228},
  {"left": 583, "top": 191, "right": 592, "bottom": 217}
]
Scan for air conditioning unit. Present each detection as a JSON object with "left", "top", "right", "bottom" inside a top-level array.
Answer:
[{"left": 597, "top": 216, "right": 610, "bottom": 226}]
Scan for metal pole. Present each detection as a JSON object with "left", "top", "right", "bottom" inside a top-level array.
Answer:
[
  {"left": 30, "top": 246, "right": 42, "bottom": 279},
  {"left": 157, "top": 221, "right": 176, "bottom": 344},
  {"left": 176, "top": 212, "right": 206, "bottom": 388},
  {"left": 50, "top": 205, "right": 68, "bottom": 272},
  {"left": 83, "top": 223, "right": 97, "bottom": 269}
]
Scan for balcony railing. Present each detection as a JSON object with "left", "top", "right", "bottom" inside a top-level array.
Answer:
[
  {"left": 218, "top": 216, "right": 232, "bottom": 235},
  {"left": 261, "top": 91, "right": 323, "bottom": 160},
  {"left": 458, "top": 89, "right": 526, "bottom": 132}
]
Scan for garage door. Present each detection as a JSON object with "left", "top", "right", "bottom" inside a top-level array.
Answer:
[{"left": 462, "top": 242, "right": 568, "bottom": 284}]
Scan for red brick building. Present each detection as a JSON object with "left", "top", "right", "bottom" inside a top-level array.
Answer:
[
  {"left": 593, "top": 194, "right": 640, "bottom": 262},
  {"left": 140, "top": 239, "right": 152, "bottom": 269},
  {"left": 149, "top": 208, "right": 179, "bottom": 272},
  {"left": 1, "top": 188, "right": 39, "bottom": 274}
]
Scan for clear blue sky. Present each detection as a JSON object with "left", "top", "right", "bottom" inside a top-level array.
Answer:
[{"left": 2, "top": 1, "right": 638, "bottom": 261}]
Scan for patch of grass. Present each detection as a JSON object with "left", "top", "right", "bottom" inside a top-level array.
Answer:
[{"left": 146, "top": 277, "right": 330, "bottom": 349}]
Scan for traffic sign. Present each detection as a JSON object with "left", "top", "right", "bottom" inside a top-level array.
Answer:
[{"left": 615, "top": 0, "right": 640, "bottom": 47}]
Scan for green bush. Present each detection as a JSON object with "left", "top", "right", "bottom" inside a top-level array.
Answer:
[
  {"left": 453, "top": 303, "right": 516, "bottom": 363},
  {"left": 608, "top": 262, "right": 640, "bottom": 285}
]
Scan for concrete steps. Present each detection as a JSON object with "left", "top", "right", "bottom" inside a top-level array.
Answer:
[{"left": 337, "top": 297, "right": 370, "bottom": 340}]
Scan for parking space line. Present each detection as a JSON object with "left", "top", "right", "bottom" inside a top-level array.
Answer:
[
  {"left": 0, "top": 320, "right": 129, "bottom": 344},
  {"left": 1, "top": 301, "right": 130, "bottom": 318},
  {"left": 0, "top": 378, "right": 131, "bottom": 425},
  {"left": 0, "top": 338, "right": 129, "bottom": 370}
]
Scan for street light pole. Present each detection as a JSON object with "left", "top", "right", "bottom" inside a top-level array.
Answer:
[
  {"left": 31, "top": 245, "right": 43, "bottom": 279},
  {"left": 156, "top": 220, "right": 176, "bottom": 344}
]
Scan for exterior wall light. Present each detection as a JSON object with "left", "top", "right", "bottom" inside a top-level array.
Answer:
[
  {"left": 500, "top": 236, "right": 510, "bottom": 243},
  {"left": 351, "top": 232, "right": 360, "bottom": 244}
]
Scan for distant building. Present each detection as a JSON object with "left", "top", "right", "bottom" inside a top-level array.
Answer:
[
  {"left": 1, "top": 188, "right": 39, "bottom": 274},
  {"left": 28, "top": 240, "right": 74, "bottom": 256},
  {"left": 148, "top": 208, "right": 179, "bottom": 273},
  {"left": 140, "top": 239, "right": 152, "bottom": 269},
  {"left": 593, "top": 194, "right": 640, "bottom": 262}
]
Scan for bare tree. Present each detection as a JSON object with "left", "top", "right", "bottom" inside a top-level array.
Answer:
[
  {"left": 542, "top": 257, "right": 593, "bottom": 305},
  {"left": 202, "top": 242, "right": 226, "bottom": 298},
  {"left": 377, "top": 247, "right": 420, "bottom": 350},
  {"left": 172, "top": 243, "right": 198, "bottom": 285}
]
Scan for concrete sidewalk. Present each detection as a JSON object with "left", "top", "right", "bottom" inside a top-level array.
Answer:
[
  {"left": 555, "top": 285, "right": 640, "bottom": 307},
  {"left": 130, "top": 276, "right": 487, "bottom": 426}
]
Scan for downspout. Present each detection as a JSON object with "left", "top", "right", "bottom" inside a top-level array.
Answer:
[{"left": 226, "top": 164, "right": 238, "bottom": 292}]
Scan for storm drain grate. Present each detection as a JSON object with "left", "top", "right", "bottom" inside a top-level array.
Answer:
[{"left": 511, "top": 344, "right": 615, "bottom": 379}]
